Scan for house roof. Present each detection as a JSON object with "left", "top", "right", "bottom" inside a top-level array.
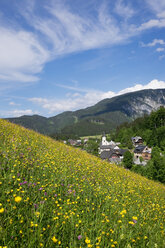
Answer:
[
  {"left": 100, "top": 149, "right": 128, "bottom": 160},
  {"left": 118, "top": 149, "right": 128, "bottom": 155},
  {"left": 100, "top": 151, "right": 113, "bottom": 159},
  {"left": 100, "top": 145, "right": 115, "bottom": 149},
  {"left": 131, "top": 136, "right": 143, "bottom": 142},
  {"left": 134, "top": 145, "right": 146, "bottom": 153}
]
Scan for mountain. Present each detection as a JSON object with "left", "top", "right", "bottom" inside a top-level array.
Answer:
[{"left": 6, "top": 88, "right": 165, "bottom": 136}]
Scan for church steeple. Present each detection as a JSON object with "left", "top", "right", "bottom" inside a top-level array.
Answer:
[{"left": 102, "top": 134, "right": 107, "bottom": 145}]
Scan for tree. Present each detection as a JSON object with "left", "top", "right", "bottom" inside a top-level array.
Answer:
[
  {"left": 151, "top": 147, "right": 165, "bottom": 183},
  {"left": 123, "top": 151, "right": 133, "bottom": 169},
  {"left": 85, "top": 139, "right": 99, "bottom": 156}
]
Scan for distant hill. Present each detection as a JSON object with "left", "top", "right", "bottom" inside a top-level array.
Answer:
[{"left": 6, "top": 88, "right": 165, "bottom": 136}]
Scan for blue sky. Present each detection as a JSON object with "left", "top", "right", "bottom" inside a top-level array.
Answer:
[{"left": 0, "top": 0, "right": 165, "bottom": 117}]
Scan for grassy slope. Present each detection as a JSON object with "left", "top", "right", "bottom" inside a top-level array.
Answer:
[{"left": 0, "top": 119, "right": 165, "bottom": 248}]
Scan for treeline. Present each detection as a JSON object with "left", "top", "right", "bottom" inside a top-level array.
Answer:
[
  {"left": 50, "top": 133, "right": 80, "bottom": 140},
  {"left": 113, "top": 107, "right": 165, "bottom": 183},
  {"left": 133, "top": 146, "right": 165, "bottom": 183},
  {"left": 113, "top": 106, "right": 165, "bottom": 150},
  {"left": 60, "top": 119, "right": 112, "bottom": 137}
]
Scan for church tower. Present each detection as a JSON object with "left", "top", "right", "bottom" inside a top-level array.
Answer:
[{"left": 102, "top": 134, "right": 108, "bottom": 146}]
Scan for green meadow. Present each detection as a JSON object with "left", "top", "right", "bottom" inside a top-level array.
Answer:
[{"left": 0, "top": 119, "right": 164, "bottom": 248}]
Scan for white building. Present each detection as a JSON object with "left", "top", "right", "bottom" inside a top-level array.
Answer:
[{"left": 99, "top": 134, "right": 116, "bottom": 154}]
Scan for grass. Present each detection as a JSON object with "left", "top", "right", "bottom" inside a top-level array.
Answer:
[
  {"left": 0, "top": 119, "right": 165, "bottom": 248},
  {"left": 81, "top": 135, "right": 102, "bottom": 139}
]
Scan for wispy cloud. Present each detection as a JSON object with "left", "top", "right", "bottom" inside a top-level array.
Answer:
[
  {"left": 1, "top": 109, "right": 37, "bottom": 118},
  {"left": 0, "top": 0, "right": 165, "bottom": 85},
  {"left": 114, "top": 0, "right": 135, "bottom": 19},
  {"left": 55, "top": 83, "right": 89, "bottom": 93},
  {"left": 9, "top": 101, "right": 21, "bottom": 106},
  {"left": 141, "top": 39, "right": 165, "bottom": 47},
  {"left": 29, "top": 79, "right": 165, "bottom": 115},
  {"left": 156, "top": 47, "right": 165, "bottom": 52},
  {"left": 138, "top": 19, "right": 165, "bottom": 31},
  {"left": 0, "top": 27, "right": 49, "bottom": 82},
  {"left": 141, "top": 38, "right": 165, "bottom": 55},
  {"left": 145, "top": 0, "right": 165, "bottom": 17}
]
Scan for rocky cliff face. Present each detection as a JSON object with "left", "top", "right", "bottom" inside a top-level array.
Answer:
[{"left": 120, "top": 89, "right": 165, "bottom": 118}]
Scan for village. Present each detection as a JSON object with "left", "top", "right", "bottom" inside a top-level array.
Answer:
[{"left": 65, "top": 134, "right": 152, "bottom": 166}]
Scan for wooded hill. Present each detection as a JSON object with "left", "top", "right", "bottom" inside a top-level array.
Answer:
[
  {"left": 113, "top": 106, "right": 165, "bottom": 151},
  {"left": 6, "top": 88, "right": 165, "bottom": 136}
]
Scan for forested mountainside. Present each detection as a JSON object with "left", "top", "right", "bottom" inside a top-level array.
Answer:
[{"left": 6, "top": 88, "right": 165, "bottom": 136}]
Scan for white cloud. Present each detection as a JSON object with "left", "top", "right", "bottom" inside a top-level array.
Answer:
[
  {"left": 1, "top": 109, "right": 36, "bottom": 118},
  {"left": 145, "top": 0, "right": 165, "bottom": 16},
  {"left": 0, "top": 1, "right": 130, "bottom": 84},
  {"left": 26, "top": 2, "right": 128, "bottom": 56},
  {"left": 142, "top": 39, "right": 165, "bottom": 47},
  {"left": 138, "top": 19, "right": 165, "bottom": 31},
  {"left": 114, "top": 0, "right": 135, "bottom": 19},
  {"left": 0, "top": 1, "right": 165, "bottom": 84},
  {"left": 20, "top": 1, "right": 165, "bottom": 66},
  {"left": 29, "top": 79, "right": 165, "bottom": 115},
  {"left": 156, "top": 47, "right": 165, "bottom": 52},
  {"left": 0, "top": 27, "right": 49, "bottom": 82},
  {"left": 9, "top": 101, "right": 21, "bottom": 106},
  {"left": 117, "top": 79, "right": 165, "bottom": 94},
  {"left": 158, "top": 11, "right": 165, "bottom": 18}
]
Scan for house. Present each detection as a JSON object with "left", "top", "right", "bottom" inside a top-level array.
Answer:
[
  {"left": 131, "top": 136, "right": 143, "bottom": 147},
  {"left": 100, "top": 148, "right": 127, "bottom": 164},
  {"left": 141, "top": 146, "right": 152, "bottom": 160},
  {"left": 68, "top": 139, "right": 82, "bottom": 146},
  {"left": 76, "top": 139, "right": 82, "bottom": 146},
  {"left": 134, "top": 145, "right": 152, "bottom": 165},
  {"left": 68, "top": 139, "right": 77, "bottom": 146},
  {"left": 83, "top": 138, "right": 89, "bottom": 144},
  {"left": 99, "top": 144, "right": 115, "bottom": 154}
]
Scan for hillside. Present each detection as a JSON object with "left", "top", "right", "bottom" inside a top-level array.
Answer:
[
  {"left": 0, "top": 119, "right": 165, "bottom": 247},
  {"left": 114, "top": 106, "right": 165, "bottom": 150},
  {"left": 112, "top": 107, "right": 165, "bottom": 183},
  {"left": 6, "top": 88, "right": 165, "bottom": 136}
]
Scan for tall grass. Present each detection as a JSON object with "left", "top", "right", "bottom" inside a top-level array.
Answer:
[{"left": 0, "top": 119, "right": 164, "bottom": 247}]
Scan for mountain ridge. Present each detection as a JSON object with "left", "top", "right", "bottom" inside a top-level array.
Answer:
[{"left": 6, "top": 88, "right": 165, "bottom": 136}]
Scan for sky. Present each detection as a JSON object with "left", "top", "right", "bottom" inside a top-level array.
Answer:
[{"left": 0, "top": 0, "right": 165, "bottom": 118}]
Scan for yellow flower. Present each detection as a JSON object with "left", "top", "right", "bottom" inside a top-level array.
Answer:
[
  {"left": 129, "top": 221, "right": 134, "bottom": 225},
  {"left": 15, "top": 196, "right": 22, "bottom": 203},
  {"left": 0, "top": 208, "right": 4, "bottom": 213},
  {"left": 35, "top": 212, "right": 40, "bottom": 217},
  {"left": 52, "top": 236, "right": 58, "bottom": 243},
  {"left": 85, "top": 238, "right": 91, "bottom": 244}
]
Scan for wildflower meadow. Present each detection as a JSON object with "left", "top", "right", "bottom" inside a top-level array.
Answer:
[{"left": 0, "top": 119, "right": 164, "bottom": 247}]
